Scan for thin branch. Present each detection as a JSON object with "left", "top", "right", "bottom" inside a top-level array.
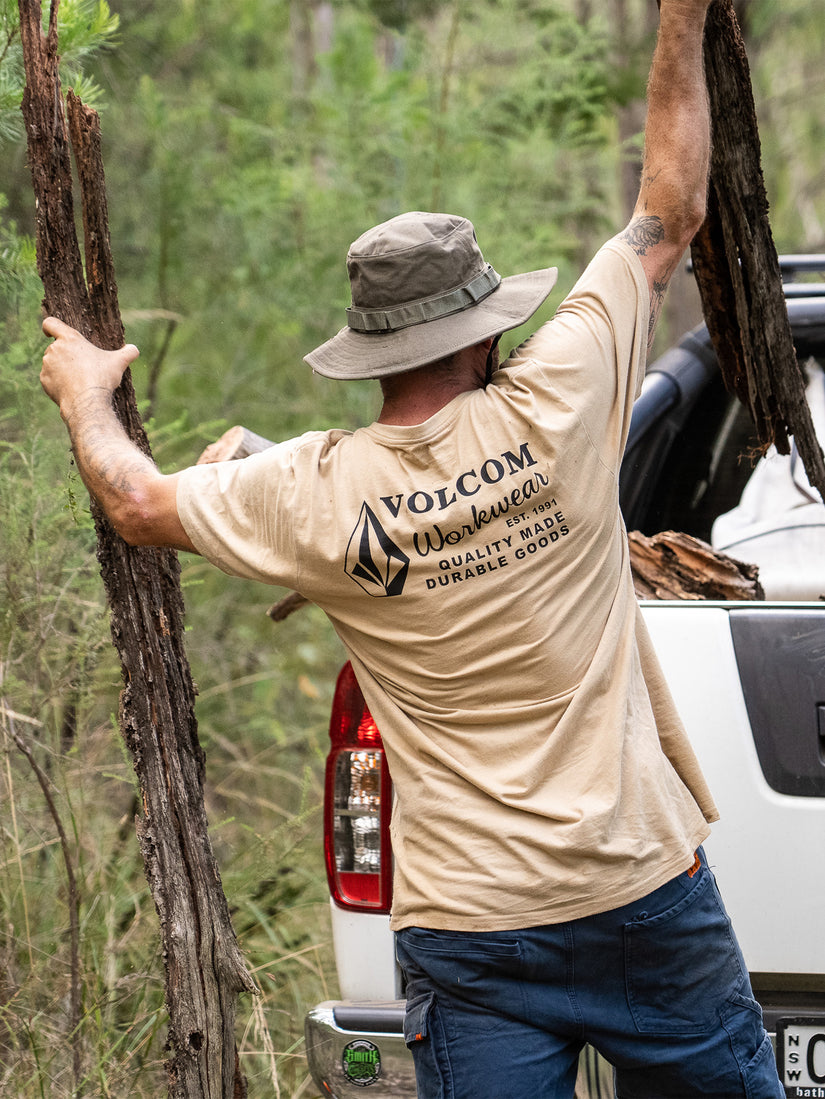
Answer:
[
  {"left": 429, "top": 0, "right": 462, "bottom": 212},
  {"left": 4, "top": 701, "right": 82, "bottom": 1089}
]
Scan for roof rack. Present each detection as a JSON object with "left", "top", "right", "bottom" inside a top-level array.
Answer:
[
  {"left": 685, "top": 255, "right": 825, "bottom": 296},
  {"left": 777, "top": 254, "right": 825, "bottom": 278}
]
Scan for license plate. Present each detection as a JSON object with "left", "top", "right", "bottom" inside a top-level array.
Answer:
[{"left": 777, "top": 1017, "right": 825, "bottom": 1096}]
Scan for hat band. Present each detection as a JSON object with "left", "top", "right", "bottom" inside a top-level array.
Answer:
[{"left": 346, "top": 264, "right": 501, "bottom": 334}]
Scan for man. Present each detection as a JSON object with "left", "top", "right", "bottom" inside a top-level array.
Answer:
[{"left": 41, "top": 1, "right": 784, "bottom": 1095}]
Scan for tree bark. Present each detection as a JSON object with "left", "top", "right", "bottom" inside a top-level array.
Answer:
[
  {"left": 628, "top": 530, "right": 763, "bottom": 602},
  {"left": 18, "top": 2, "right": 256, "bottom": 1096},
  {"left": 690, "top": 0, "right": 825, "bottom": 503}
]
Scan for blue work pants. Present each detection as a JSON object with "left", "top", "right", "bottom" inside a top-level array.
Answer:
[{"left": 395, "top": 849, "right": 783, "bottom": 1098}]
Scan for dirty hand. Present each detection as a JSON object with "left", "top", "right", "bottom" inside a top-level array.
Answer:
[{"left": 41, "top": 316, "right": 139, "bottom": 419}]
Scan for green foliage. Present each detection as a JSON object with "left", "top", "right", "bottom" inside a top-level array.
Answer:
[
  {"left": 55, "top": 0, "right": 120, "bottom": 68},
  {"left": 0, "top": 0, "right": 25, "bottom": 145},
  {"left": 0, "top": 216, "right": 341, "bottom": 1097},
  {"left": 0, "top": 203, "right": 38, "bottom": 316},
  {"left": 747, "top": 0, "right": 825, "bottom": 251},
  {"left": 93, "top": 0, "right": 625, "bottom": 460},
  {"left": 481, "top": 7, "right": 611, "bottom": 143},
  {"left": 3, "top": 0, "right": 825, "bottom": 1093},
  {"left": 0, "top": 0, "right": 118, "bottom": 145},
  {"left": 359, "top": 0, "right": 444, "bottom": 32}
]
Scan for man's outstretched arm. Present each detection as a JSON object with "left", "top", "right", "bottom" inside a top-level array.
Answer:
[
  {"left": 40, "top": 316, "right": 197, "bottom": 552},
  {"left": 619, "top": 0, "right": 712, "bottom": 348}
]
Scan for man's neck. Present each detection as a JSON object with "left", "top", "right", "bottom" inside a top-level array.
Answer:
[
  {"left": 376, "top": 343, "right": 490, "bottom": 426},
  {"left": 377, "top": 379, "right": 476, "bottom": 425}
]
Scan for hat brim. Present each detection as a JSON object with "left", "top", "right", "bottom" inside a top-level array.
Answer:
[{"left": 304, "top": 267, "right": 558, "bottom": 380}]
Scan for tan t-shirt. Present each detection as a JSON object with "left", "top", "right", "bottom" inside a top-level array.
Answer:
[{"left": 177, "top": 239, "right": 718, "bottom": 931}]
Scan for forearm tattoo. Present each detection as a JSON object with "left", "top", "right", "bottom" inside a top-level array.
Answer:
[
  {"left": 620, "top": 215, "right": 672, "bottom": 352},
  {"left": 649, "top": 277, "right": 668, "bottom": 350},
  {"left": 620, "top": 215, "right": 665, "bottom": 256}
]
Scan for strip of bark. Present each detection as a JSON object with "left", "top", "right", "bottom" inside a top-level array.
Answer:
[{"left": 690, "top": 0, "right": 825, "bottom": 502}]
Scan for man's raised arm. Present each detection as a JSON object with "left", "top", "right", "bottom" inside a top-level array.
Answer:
[
  {"left": 619, "top": 0, "right": 712, "bottom": 348},
  {"left": 40, "top": 316, "right": 197, "bottom": 552}
]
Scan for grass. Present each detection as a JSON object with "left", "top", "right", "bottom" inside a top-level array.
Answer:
[
  {"left": 0, "top": 304, "right": 350, "bottom": 1098},
  {"left": 0, "top": 586, "right": 343, "bottom": 1099}
]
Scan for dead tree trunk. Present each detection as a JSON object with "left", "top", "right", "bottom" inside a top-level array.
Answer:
[
  {"left": 690, "top": 0, "right": 825, "bottom": 502},
  {"left": 18, "top": 2, "right": 256, "bottom": 1096}
]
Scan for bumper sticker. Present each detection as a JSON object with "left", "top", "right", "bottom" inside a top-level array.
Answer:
[{"left": 342, "top": 1038, "right": 382, "bottom": 1087}]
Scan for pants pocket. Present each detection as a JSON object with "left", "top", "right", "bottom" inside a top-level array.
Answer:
[
  {"left": 397, "top": 927, "right": 524, "bottom": 1033},
  {"left": 624, "top": 866, "right": 747, "bottom": 1036},
  {"left": 722, "top": 995, "right": 784, "bottom": 1099},
  {"left": 404, "top": 991, "right": 453, "bottom": 1099},
  {"left": 399, "top": 928, "right": 522, "bottom": 963},
  {"left": 742, "top": 1034, "right": 784, "bottom": 1099}
]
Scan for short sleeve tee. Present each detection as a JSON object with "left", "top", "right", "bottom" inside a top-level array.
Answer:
[{"left": 177, "top": 239, "right": 718, "bottom": 931}]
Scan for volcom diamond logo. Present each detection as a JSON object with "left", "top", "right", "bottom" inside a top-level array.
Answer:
[{"left": 345, "top": 502, "right": 410, "bottom": 597}]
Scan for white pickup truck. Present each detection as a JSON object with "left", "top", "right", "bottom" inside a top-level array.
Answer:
[{"left": 305, "top": 260, "right": 825, "bottom": 1099}]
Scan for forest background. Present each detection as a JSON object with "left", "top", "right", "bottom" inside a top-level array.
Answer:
[{"left": 1, "top": 0, "right": 824, "bottom": 1095}]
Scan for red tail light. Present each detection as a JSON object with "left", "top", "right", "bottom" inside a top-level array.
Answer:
[{"left": 324, "top": 662, "right": 392, "bottom": 912}]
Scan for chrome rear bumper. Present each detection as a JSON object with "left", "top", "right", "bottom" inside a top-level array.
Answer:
[
  {"left": 305, "top": 1000, "right": 414, "bottom": 1098},
  {"left": 305, "top": 999, "right": 616, "bottom": 1098}
]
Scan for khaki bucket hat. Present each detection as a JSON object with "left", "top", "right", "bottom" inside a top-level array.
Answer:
[{"left": 304, "top": 211, "right": 558, "bottom": 380}]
